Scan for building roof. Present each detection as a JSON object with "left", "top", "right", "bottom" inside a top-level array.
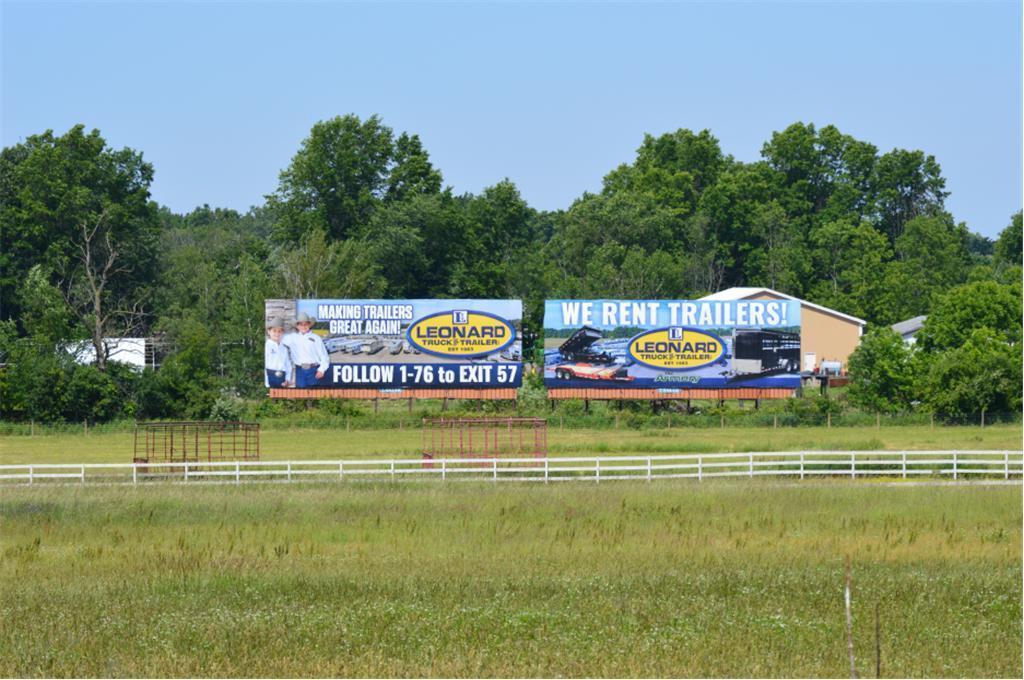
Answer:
[
  {"left": 700, "top": 287, "right": 867, "bottom": 326},
  {"left": 891, "top": 315, "right": 927, "bottom": 337}
]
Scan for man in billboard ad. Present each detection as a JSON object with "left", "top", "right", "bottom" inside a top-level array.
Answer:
[
  {"left": 264, "top": 299, "right": 523, "bottom": 389},
  {"left": 543, "top": 299, "right": 801, "bottom": 389}
]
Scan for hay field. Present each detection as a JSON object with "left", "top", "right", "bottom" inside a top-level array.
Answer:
[
  {"left": 0, "top": 423, "right": 1020, "bottom": 465},
  {"left": 1, "top": 481, "right": 1020, "bottom": 677}
]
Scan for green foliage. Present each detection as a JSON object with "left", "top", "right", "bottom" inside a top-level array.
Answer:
[
  {"left": 847, "top": 327, "right": 915, "bottom": 413},
  {"left": 993, "top": 211, "right": 1022, "bottom": 269},
  {"left": 269, "top": 114, "right": 442, "bottom": 244},
  {"left": 918, "top": 328, "right": 1022, "bottom": 418},
  {"left": 0, "top": 124, "right": 160, "bottom": 330},
  {"left": 916, "top": 280, "right": 1023, "bottom": 352}
]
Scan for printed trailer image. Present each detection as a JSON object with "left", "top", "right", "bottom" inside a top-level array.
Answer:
[
  {"left": 265, "top": 299, "right": 522, "bottom": 389},
  {"left": 543, "top": 300, "right": 801, "bottom": 389}
]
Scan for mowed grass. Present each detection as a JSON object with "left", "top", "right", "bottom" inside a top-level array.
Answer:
[
  {"left": 0, "top": 482, "right": 1019, "bottom": 677},
  {"left": 0, "top": 423, "right": 1020, "bottom": 465}
]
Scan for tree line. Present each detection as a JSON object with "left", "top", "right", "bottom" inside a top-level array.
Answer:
[{"left": 1, "top": 116, "right": 1020, "bottom": 423}]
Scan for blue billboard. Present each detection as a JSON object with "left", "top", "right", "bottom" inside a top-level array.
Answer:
[
  {"left": 543, "top": 299, "right": 801, "bottom": 389},
  {"left": 265, "top": 299, "right": 522, "bottom": 389}
]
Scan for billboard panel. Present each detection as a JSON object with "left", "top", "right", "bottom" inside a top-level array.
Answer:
[
  {"left": 543, "top": 299, "right": 801, "bottom": 389},
  {"left": 265, "top": 299, "right": 522, "bottom": 390}
]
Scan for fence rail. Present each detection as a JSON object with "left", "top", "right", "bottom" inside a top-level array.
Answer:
[{"left": 0, "top": 451, "right": 1021, "bottom": 487}]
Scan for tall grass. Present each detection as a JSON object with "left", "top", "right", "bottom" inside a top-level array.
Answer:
[{"left": 0, "top": 482, "right": 1020, "bottom": 677}]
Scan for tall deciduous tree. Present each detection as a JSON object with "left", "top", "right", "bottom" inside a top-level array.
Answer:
[
  {"left": 269, "top": 114, "right": 442, "bottom": 244},
  {"left": 0, "top": 125, "right": 160, "bottom": 363}
]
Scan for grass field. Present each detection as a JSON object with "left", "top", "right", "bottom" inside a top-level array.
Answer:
[
  {"left": 0, "top": 481, "right": 1020, "bottom": 677},
  {"left": 0, "top": 423, "right": 1020, "bottom": 465}
]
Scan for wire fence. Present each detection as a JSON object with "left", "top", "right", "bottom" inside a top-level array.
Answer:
[{"left": 1, "top": 450, "right": 1020, "bottom": 487}]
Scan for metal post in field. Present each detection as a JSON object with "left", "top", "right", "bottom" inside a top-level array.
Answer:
[
  {"left": 698, "top": 455, "right": 702, "bottom": 481},
  {"left": 544, "top": 458, "right": 549, "bottom": 483},
  {"left": 1005, "top": 451, "right": 1009, "bottom": 480},
  {"left": 28, "top": 465, "right": 33, "bottom": 486},
  {"left": 339, "top": 462, "right": 344, "bottom": 480},
  {"left": 851, "top": 453, "right": 855, "bottom": 479},
  {"left": 184, "top": 463, "right": 189, "bottom": 482},
  {"left": 901, "top": 451, "right": 906, "bottom": 479},
  {"left": 287, "top": 462, "right": 292, "bottom": 482},
  {"left": 80, "top": 465, "right": 85, "bottom": 484},
  {"left": 391, "top": 461, "right": 395, "bottom": 481},
  {"left": 845, "top": 556, "right": 858, "bottom": 679},
  {"left": 595, "top": 459, "right": 600, "bottom": 483},
  {"left": 953, "top": 451, "right": 958, "bottom": 481},
  {"left": 647, "top": 457, "right": 652, "bottom": 482},
  {"left": 492, "top": 458, "right": 497, "bottom": 482},
  {"left": 749, "top": 453, "right": 753, "bottom": 478},
  {"left": 236, "top": 462, "right": 240, "bottom": 484},
  {"left": 441, "top": 459, "right": 446, "bottom": 482},
  {"left": 132, "top": 464, "right": 137, "bottom": 485}
]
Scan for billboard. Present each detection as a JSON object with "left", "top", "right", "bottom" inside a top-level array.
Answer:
[
  {"left": 264, "top": 299, "right": 522, "bottom": 389},
  {"left": 543, "top": 299, "right": 801, "bottom": 389}
]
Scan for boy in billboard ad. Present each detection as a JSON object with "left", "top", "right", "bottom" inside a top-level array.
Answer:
[
  {"left": 542, "top": 299, "right": 801, "bottom": 389},
  {"left": 283, "top": 311, "right": 330, "bottom": 388},
  {"left": 264, "top": 299, "right": 523, "bottom": 390},
  {"left": 264, "top": 317, "right": 293, "bottom": 388}
]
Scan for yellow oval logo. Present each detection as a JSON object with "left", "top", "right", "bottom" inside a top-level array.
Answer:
[
  {"left": 407, "top": 310, "right": 516, "bottom": 358},
  {"left": 628, "top": 327, "right": 725, "bottom": 370}
]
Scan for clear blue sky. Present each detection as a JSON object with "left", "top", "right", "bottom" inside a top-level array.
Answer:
[{"left": 2, "top": 1, "right": 1021, "bottom": 237}]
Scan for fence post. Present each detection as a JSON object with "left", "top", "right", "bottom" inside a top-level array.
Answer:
[
  {"left": 595, "top": 459, "right": 600, "bottom": 483},
  {"left": 827, "top": 412, "right": 831, "bottom": 428},
  {"left": 236, "top": 462, "right": 240, "bottom": 484},
  {"left": 647, "top": 457, "right": 652, "bottom": 482},
  {"left": 720, "top": 414, "right": 725, "bottom": 429},
  {"left": 441, "top": 459, "right": 446, "bottom": 482},
  {"left": 80, "top": 465, "right": 86, "bottom": 484},
  {"left": 339, "top": 462, "right": 344, "bottom": 481},
  {"left": 287, "top": 461, "right": 292, "bottom": 482},
  {"left": 799, "top": 452, "right": 804, "bottom": 480},
  {"left": 391, "top": 461, "right": 396, "bottom": 481},
  {"left": 851, "top": 453, "right": 855, "bottom": 479},
  {"left": 492, "top": 458, "right": 498, "bottom": 482},
  {"left": 544, "top": 458, "right": 549, "bottom": 483},
  {"left": 184, "top": 462, "right": 190, "bottom": 482},
  {"left": 749, "top": 453, "right": 753, "bottom": 478},
  {"left": 698, "top": 455, "right": 702, "bottom": 482},
  {"left": 953, "top": 451, "right": 958, "bottom": 481},
  {"left": 773, "top": 415, "right": 778, "bottom": 429},
  {"left": 132, "top": 464, "right": 137, "bottom": 485},
  {"left": 902, "top": 451, "right": 907, "bottom": 479},
  {"left": 1005, "top": 451, "right": 1010, "bottom": 480},
  {"left": 28, "top": 465, "right": 33, "bottom": 486}
]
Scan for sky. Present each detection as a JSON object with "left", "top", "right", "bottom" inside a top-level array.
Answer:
[{"left": 2, "top": 1, "right": 1021, "bottom": 238}]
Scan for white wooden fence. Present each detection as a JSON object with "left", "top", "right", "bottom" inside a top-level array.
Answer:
[{"left": 0, "top": 450, "right": 1021, "bottom": 487}]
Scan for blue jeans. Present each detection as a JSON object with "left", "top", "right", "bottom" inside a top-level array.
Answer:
[
  {"left": 266, "top": 369, "right": 287, "bottom": 388},
  {"left": 294, "top": 366, "right": 321, "bottom": 388}
]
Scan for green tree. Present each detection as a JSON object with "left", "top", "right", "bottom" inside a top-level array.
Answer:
[
  {"left": 871, "top": 148, "right": 948, "bottom": 243},
  {"left": 918, "top": 328, "right": 1022, "bottom": 418},
  {"left": 883, "top": 215, "right": 970, "bottom": 320},
  {"left": 916, "top": 280, "right": 1023, "bottom": 352},
  {"left": 269, "top": 114, "right": 441, "bottom": 244},
  {"left": 847, "top": 327, "right": 915, "bottom": 413},
  {"left": 0, "top": 125, "right": 161, "bottom": 350},
  {"left": 993, "top": 211, "right": 1022, "bottom": 269}
]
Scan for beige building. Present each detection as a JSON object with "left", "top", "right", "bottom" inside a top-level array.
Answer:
[{"left": 701, "top": 287, "right": 866, "bottom": 373}]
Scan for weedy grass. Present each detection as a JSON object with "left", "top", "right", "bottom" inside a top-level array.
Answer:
[
  {"left": 0, "top": 482, "right": 1020, "bottom": 677},
  {"left": 0, "top": 423, "right": 1020, "bottom": 465}
]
